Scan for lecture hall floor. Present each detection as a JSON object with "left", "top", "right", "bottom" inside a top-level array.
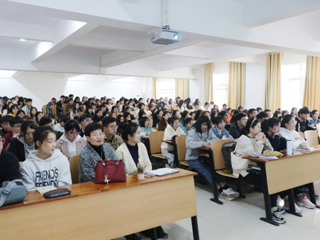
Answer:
[{"left": 116, "top": 180, "right": 320, "bottom": 240}]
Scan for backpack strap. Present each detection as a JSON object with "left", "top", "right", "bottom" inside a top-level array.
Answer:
[{"left": 0, "top": 180, "right": 21, "bottom": 207}]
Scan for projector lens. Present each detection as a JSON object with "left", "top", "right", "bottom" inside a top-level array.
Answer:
[{"left": 174, "top": 34, "right": 179, "bottom": 40}]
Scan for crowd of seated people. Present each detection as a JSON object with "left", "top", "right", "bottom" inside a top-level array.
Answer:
[{"left": 1, "top": 94, "right": 320, "bottom": 229}]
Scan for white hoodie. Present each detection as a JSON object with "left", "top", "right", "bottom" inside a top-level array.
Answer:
[{"left": 21, "top": 149, "right": 72, "bottom": 191}]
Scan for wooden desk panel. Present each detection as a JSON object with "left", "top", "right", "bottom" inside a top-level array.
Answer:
[
  {"left": 0, "top": 170, "right": 197, "bottom": 240},
  {"left": 266, "top": 151, "right": 320, "bottom": 194}
]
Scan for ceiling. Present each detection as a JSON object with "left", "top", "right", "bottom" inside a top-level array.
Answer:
[{"left": 1, "top": 0, "right": 320, "bottom": 78}]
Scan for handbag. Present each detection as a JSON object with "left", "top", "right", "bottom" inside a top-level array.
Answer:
[
  {"left": 0, "top": 179, "right": 27, "bottom": 207},
  {"left": 95, "top": 159, "right": 126, "bottom": 184}
]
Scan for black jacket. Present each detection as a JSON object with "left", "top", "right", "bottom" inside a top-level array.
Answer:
[
  {"left": 295, "top": 117, "right": 315, "bottom": 132},
  {"left": 229, "top": 123, "right": 242, "bottom": 139},
  {"left": 264, "top": 131, "right": 286, "bottom": 151},
  {"left": 0, "top": 150, "right": 21, "bottom": 186},
  {"left": 8, "top": 138, "right": 25, "bottom": 162}
]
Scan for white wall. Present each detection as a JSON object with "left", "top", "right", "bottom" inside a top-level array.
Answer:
[
  {"left": 244, "top": 54, "right": 266, "bottom": 109},
  {"left": 0, "top": 72, "right": 153, "bottom": 109}
]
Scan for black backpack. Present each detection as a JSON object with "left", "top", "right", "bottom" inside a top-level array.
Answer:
[{"left": 221, "top": 142, "right": 237, "bottom": 174}]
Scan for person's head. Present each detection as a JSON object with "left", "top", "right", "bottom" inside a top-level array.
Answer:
[
  {"left": 17, "top": 110, "right": 25, "bottom": 119},
  {"left": 210, "top": 110, "right": 218, "bottom": 121},
  {"left": 291, "top": 107, "right": 298, "bottom": 115},
  {"left": 298, "top": 108, "right": 310, "bottom": 121},
  {"left": 59, "top": 115, "right": 69, "bottom": 127},
  {"left": 123, "top": 112, "right": 131, "bottom": 122},
  {"left": 311, "top": 110, "right": 319, "bottom": 120},
  {"left": 95, "top": 109, "right": 103, "bottom": 118},
  {"left": 39, "top": 116, "right": 53, "bottom": 128},
  {"left": 264, "top": 109, "right": 272, "bottom": 119},
  {"left": 30, "top": 107, "right": 37, "bottom": 116},
  {"left": 116, "top": 114, "right": 124, "bottom": 125},
  {"left": 281, "top": 114, "right": 296, "bottom": 131},
  {"left": 267, "top": 118, "right": 281, "bottom": 135},
  {"left": 212, "top": 116, "right": 225, "bottom": 130},
  {"left": 194, "top": 110, "right": 202, "bottom": 121},
  {"left": 245, "top": 118, "right": 261, "bottom": 136},
  {"left": 74, "top": 102, "right": 80, "bottom": 111},
  {"left": 218, "top": 110, "right": 229, "bottom": 122},
  {"left": 64, "top": 120, "right": 81, "bottom": 142},
  {"left": 33, "top": 126, "right": 57, "bottom": 157},
  {"left": 102, "top": 117, "right": 118, "bottom": 136},
  {"left": 256, "top": 107, "right": 262, "bottom": 113},
  {"left": 183, "top": 118, "right": 193, "bottom": 130},
  {"left": 122, "top": 122, "right": 141, "bottom": 144},
  {"left": 9, "top": 117, "right": 23, "bottom": 134},
  {"left": 9, "top": 104, "right": 19, "bottom": 115},
  {"left": 36, "top": 111, "right": 44, "bottom": 121},
  {"left": 20, "top": 120, "right": 38, "bottom": 145},
  {"left": 248, "top": 108, "right": 257, "bottom": 118},
  {"left": 194, "top": 116, "right": 211, "bottom": 133},
  {"left": 172, "top": 110, "right": 181, "bottom": 119},
  {"left": 85, "top": 105, "right": 93, "bottom": 114},
  {"left": 168, "top": 117, "right": 179, "bottom": 131},
  {"left": 181, "top": 111, "right": 191, "bottom": 119},
  {"left": 85, "top": 122, "right": 104, "bottom": 146},
  {"left": 257, "top": 111, "right": 268, "bottom": 123},
  {"left": 80, "top": 114, "right": 93, "bottom": 130},
  {"left": 26, "top": 98, "right": 32, "bottom": 108},
  {"left": 222, "top": 104, "right": 227, "bottom": 110},
  {"left": 138, "top": 110, "right": 146, "bottom": 120},
  {"left": 234, "top": 113, "right": 247, "bottom": 128},
  {"left": 204, "top": 102, "right": 210, "bottom": 108},
  {"left": 138, "top": 103, "right": 145, "bottom": 110},
  {"left": 139, "top": 117, "right": 151, "bottom": 128},
  {"left": 273, "top": 110, "right": 281, "bottom": 119},
  {"left": 281, "top": 110, "right": 289, "bottom": 116}
]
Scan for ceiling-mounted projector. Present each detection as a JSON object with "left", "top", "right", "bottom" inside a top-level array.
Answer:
[{"left": 151, "top": 29, "right": 181, "bottom": 45}]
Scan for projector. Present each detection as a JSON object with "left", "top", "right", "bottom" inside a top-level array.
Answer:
[{"left": 151, "top": 30, "right": 181, "bottom": 45}]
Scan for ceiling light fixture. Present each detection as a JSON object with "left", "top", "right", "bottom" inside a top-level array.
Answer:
[{"left": 20, "top": 39, "right": 26, "bottom": 42}]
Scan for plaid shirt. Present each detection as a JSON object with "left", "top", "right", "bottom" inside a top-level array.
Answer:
[{"left": 104, "top": 134, "right": 124, "bottom": 151}]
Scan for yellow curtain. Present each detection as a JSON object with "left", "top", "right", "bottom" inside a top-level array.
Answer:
[
  {"left": 175, "top": 79, "right": 189, "bottom": 99},
  {"left": 228, "top": 62, "right": 245, "bottom": 109},
  {"left": 204, "top": 63, "right": 214, "bottom": 102},
  {"left": 265, "top": 53, "right": 282, "bottom": 112},
  {"left": 152, "top": 77, "right": 157, "bottom": 99},
  {"left": 303, "top": 56, "right": 320, "bottom": 110}
]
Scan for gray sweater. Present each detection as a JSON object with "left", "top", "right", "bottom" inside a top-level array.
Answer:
[
  {"left": 79, "top": 143, "right": 118, "bottom": 183},
  {"left": 185, "top": 128, "right": 218, "bottom": 160}
]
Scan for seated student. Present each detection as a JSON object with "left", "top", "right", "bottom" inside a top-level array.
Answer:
[
  {"left": 8, "top": 104, "right": 19, "bottom": 117},
  {"left": 17, "top": 110, "right": 25, "bottom": 119},
  {"left": 79, "top": 113, "right": 93, "bottom": 137},
  {"left": 79, "top": 122, "right": 118, "bottom": 183},
  {"left": 35, "top": 111, "right": 44, "bottom": 124},
  {"left": 84, "top": 105, "right": 94, "bottom": 116},
  {"left": 53, "top": 114, "right": 69, "bottom": 133},
  {"left": 116, "top": 123, "right": 168, "bottom": 240},
  {"left": 161, "top": 117, "right": 186, "bottom": 167},
  {"left": 295, "top": 108, "right": 315, "bottom": 132},
  {"left": 217, "top": 110, "right": 231, "bottom": 131},
  {"left": 29, "top": 107, "right": 37, "bottom": 122},
  {"left": 0, "top": 115, "right": 12, "bottom": 138},
  {"left": 229, "top": 113, "right": 247, "bottom": 139},
  {"left": 93, "top": 108, "right": 103, "bottom": 122},
  {"left": 309, "top": 110, "right": 320, "bottom": 126},
  {"left": 8, "top": 120, "right": 38, "bottom": 162},
  {"left": 180, "top": 118, "right": 193, "bottom": 134},
  {"left": 139, "top": 117, "right": 156, "bottom": 137},
  {"left": 21, "top": 98, "right": 32, "bottom": 115},
  {"left": 138, "top": 109, "right": 147, "bottom": 120},
  {"left": 264, "top": 118, "right": 286, "bottom": 151},
  {"left": 264, "top": 109, "right": 272, "bottom": 119},
  {"left": 56, "top": 120, "right": 87, "bottom": 159},
  {"left": 211, "top": 116, "right": 233, "bottom": 140},
  {"left": 123, "top": 112, "right": 132, "bottom": 123},
  {"left": 177, "top": 100, "right": 187, "bottom": 112},
  {"left": 39, "top": 116, "right": 63, "bottom": 140},
  {"left": 232, "top": 119, "right": 286, "bottom": 224},
  {"left": 70, "top": 102, "right": 82, "bottom": 119},
  {"left": 180, "top": 110, "right": 191, "bottom": 126},
  {"left": 248, "top": 108, "right": 257, "bottom": 118},
  {"left": 0, "top": 133, "right": 21, "bottom": 186},
  {"left": 20, "top": 126, "right": 72, "bottom": 191},
  {"left": 102, "top": 117, "right": 124, "bottom": 151},
  {"left": 280, "top": 114, "right": 309, "bottom": 149},
  {"left": 3, "top": 117, "right": 23, "bottom": 151},
  {"left": 152, "top": 109, "right": 163, "bottom": 127},
  {"left": 116, "top": 123, "right": 152, "bottom": 175},
  {"left": 257, "top": 111, "right": 269, "bottom": 132},
  {"left": 157, "top": 111, "right": 170, "bottom": 131},
  {"left": 273, "top": 110, "right": 282, "bottom": 119},
  {"left": 185, "top": 116, "right": 220, "bottom": 185}
]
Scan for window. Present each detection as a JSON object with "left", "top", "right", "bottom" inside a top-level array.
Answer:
[
  {"left": 281, "top": 63, "right": 306, "bottom": 111},
  {"left": 156, "top": 78, "right": 175, "bottom": 99},
  {"left": 213, "top": 72, "right": 228, "bottom": 107}
]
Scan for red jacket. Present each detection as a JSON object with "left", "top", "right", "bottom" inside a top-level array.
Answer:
[{"left": 3, "top": 131, "right": 14, "bottom": 151}]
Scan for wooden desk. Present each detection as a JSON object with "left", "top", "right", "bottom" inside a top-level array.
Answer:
[
  {"left": 198, "top": 147, "right": 223, "bottom": 205},
  {"left": 244, "top": 148, "right": 320, "bottom": 226},
  {"left": 0, "top": 169, "right": 199, "bottom": 240}
]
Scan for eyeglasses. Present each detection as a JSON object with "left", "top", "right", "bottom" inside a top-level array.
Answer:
[
  {"left": 109, "top": 125, "right": 118, "bottom": 130},
  {"left": 68, "top": 132, "right": 79, "bottom": 137},
  {"left": 91, "top": 133, "right": 105, "bottom": 138}
]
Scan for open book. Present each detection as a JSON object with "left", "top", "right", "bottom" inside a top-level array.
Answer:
[{"left": 147, "top": 168, "right": 179, "bottom": 176}]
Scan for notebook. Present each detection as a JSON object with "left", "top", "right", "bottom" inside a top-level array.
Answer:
[{"left": 147, "top": 168, "right": 179, "bottom": 176}]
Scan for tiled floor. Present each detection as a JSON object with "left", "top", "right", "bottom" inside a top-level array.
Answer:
[{"left": 116, "top": 180, "right": 320, "bottom": 240}]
